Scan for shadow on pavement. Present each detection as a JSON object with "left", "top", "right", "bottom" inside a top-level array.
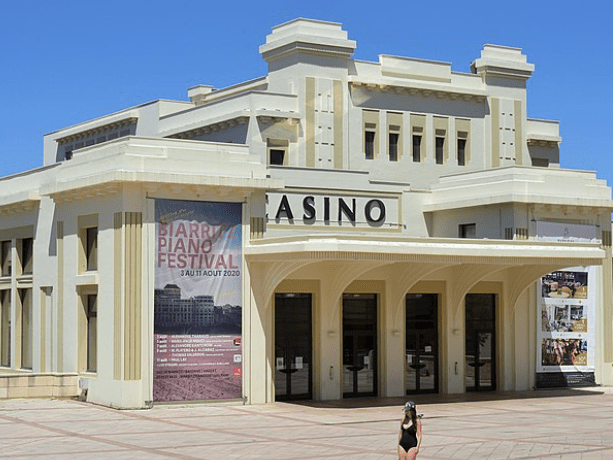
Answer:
[{"left": 285, "top": 387, "right": 607, "bottom": 410}]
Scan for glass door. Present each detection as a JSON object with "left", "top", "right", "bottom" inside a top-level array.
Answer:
[
  {"left": 275, "top": 293, "right": 312, "bottom": 401},
  {"left": 465, "top": 294, "right": 496, "bottom": 391},
  {"left": 343, "top": 294, "right": 377, "bottom": 397},
  {"left": 406, "top": 294, "right": 438, "bottom": 394}
]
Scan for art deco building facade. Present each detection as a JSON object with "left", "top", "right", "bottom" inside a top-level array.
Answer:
[{"left": 0, "top": 19, "right": 611, "bottom": 408}]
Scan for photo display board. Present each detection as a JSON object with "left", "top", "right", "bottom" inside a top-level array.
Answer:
[
  {"left": 153, "top": 199, "right": 243, "bottom": 401},
  {"left": 536, "top": 267, "right": 595, "bottom": 387}
]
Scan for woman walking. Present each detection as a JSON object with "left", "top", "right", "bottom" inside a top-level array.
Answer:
[{"left": 398, "top": 401, "right": 422, "bottom": 459}]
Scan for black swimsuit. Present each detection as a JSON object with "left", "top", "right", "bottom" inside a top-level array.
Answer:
[{"left": 399, "top": 422, "right": 418, "bottom": 452}]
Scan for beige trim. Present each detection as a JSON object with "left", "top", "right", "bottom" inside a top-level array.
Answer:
[
  {"left": 114, "top": 213, "right": 122, "bottom": 379},
  {"left": 56, "top": 222, "right": 63, "bottom": 372},
  {"left": 514, "top": 100, "right": 523, "bottom": 166},
  {"left": 305, "top": 77, "right": 316, "bottom": 167},
  {"left": 491, "top": 98, "right": 500, "bottom": 167},
  {"left": 333, "top": 80, "right": 343, "bottom": 169},
  {"left": 123, "top": 212, "right": 142, "bottom": 380}
]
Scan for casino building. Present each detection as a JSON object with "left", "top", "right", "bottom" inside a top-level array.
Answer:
[{"left": 0, "top": 19, "right": 612, "bottom": 408}]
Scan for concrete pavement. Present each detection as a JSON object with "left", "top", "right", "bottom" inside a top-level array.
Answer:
[{"left": 1, "top": 388, "right": 613, "bottom": 459}]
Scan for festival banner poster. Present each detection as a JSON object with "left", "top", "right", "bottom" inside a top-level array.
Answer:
[
  {"left": 537, "top": 267, "right": 595, "bottom": 386},
  {"left": 154, "top": 199, "right": 242, "bottom": 401}
]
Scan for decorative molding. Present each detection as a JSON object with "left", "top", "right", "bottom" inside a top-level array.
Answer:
[
  {"left": 168, "top": 116, "right": 249, "bottom": 139},
  {"left": 527, "top": 139, "right": 560, "bottom": 148},
  {"left": 350, "top": 81, "right": 486, "bottom": 103},
  {"left": 56, "top": 118, "right": 138, "bottom": 144}
]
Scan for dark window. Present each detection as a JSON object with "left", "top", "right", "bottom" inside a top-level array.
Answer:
[
  {"left": 269, "top": 149, "right": 285, "bottom": 165},
  {"left": 20, "top": 289, "right": 32, "bottom": 370},
  {"left": 86, "top": 228, "right": 97, "bottom": 271},
  {"left": 457, "top": 138, "right": 467, "bottom": 166},
  {"left": 459, "top": 223, "right": 476, "bottom": 239},
  {"left": 436, "top": 137, "right": 445, "bottom": 165},
  {"left": 389, "top": 133, "right": 399, "bottom": 161},
  {"left": 86, "top": 294, "right": 97, "bottom": 372},
  {"left": 412, "top": 135, "right": 421, "bottom": 162},
  {"left": 365, "top": 131, "right": 375, "bottom": 159},
  {"left": 21, "top": 238, "right": 33, "bottom": 275},
  {"left": 1, "top": 241, "right": 11, "bottom": 277},
  {"left": 0, "top": 290, "right": 10, "bottom": 367}
]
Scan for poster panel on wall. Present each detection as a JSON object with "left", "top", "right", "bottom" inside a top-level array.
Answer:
[
  {"left": 536, "top": 267, "right": 595, "bottom": 387},
  {"left": 153, "top": 199, "right": 242, "bottom": 401}
]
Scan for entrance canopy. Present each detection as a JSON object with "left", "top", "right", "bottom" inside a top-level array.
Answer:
[{"left": 245, "top": 235, "right": 605, "bottom": 315}]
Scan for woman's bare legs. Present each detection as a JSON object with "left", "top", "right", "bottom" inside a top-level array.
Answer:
[{"left": 398, "top": 446, "right": 418, "bottom": 459}]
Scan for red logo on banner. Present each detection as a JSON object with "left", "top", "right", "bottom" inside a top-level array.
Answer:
[{"left": 233, "top": 366, "right": 242, "bottom": 377}]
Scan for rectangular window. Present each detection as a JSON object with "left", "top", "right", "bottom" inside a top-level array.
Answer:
[
  {"left": 86, "top": 228, "right": 97, "bottom": 272},
  {"left": 20, "top": 289, "right": 32, "bottom": 370},
  {"left": 268, "top": 139, "right": 289, "bottom": 166},
  {"left": 435, "top": 137, "right": 445, "bottom": 165},
  {"left": 457, "top": 138, "right": 467, "bottom": 166},
  {"left": 412, "top": 135, "right": 422, "bottom": 162},
  {"left": 86, "top": 294, "right": 97, "bottom": 372},
  {"left": 1, "top": 241, "right": 10, "bottom": 277},
  {"left": 269, "top": 149, "right": 285, "bottom": 165},
  {"left": 0, "top": 290, "right": 10, "bottom": 367},
  {"left": 365, "top": 131, "right": 375, "bottom": 160},
  {"left": 20, "top": 238, "right": 33, "bottom": 275},
  {"left": 389, "top": 132, "right": 399, "bottom": 162},
  {"left": 79, "top": 216, "right": 98, "bottom": 274},
  {"left": 459, "top": 223, "right": 476, "bottom": 239}
]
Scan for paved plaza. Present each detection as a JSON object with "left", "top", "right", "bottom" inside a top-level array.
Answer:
[{"left": 1, "top": 388, "right": 613, "bottom": 459}]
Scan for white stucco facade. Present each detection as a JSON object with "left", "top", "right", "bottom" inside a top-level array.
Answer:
[{"left": 0, "top": 19, "right": 611, "bottom": 408}]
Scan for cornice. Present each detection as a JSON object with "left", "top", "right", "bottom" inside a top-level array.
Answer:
[
  {"left": 56, "top": 117, "right": 138, "bottom": 144},
  {"left": 349, "top": 80, "right": 487, "bottom": 103},
  {"left": 167, "top": 115, "right": 250, "bottom": 140}
]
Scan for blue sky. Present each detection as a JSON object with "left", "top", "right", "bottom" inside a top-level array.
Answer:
[{"left": 1, "top": 1, "right": 611, "bottom": 185}]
